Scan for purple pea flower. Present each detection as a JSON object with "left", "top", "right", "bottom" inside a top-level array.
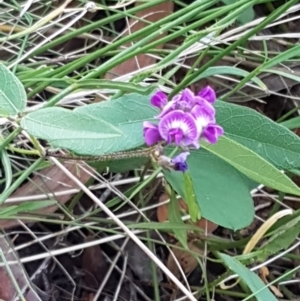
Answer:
[
  {"left": 143, "top": 121, "right": 161, "bottom": 146},
  {"left": 173, "top": 88, "right": 196, "bottom": 111},
  {"left": 175, "top": 88, "right": 195, "bottom": 103},
  {"left": 143, "top": 86, "right": 223, "bottom": 152},
  {"left": 202, "top": 124, "right": 224, "bottom": 144},
  {"left": 156, "top": 152, "right": 190, "bottom": 172},
  {"left": 158, "top": 110, "right": 199, "bottom": 148},
  {"left": 157, "top": 88, "right": 215, "bottom": 118},
  {"left": 197, "top": 86, "right": 216, "bottom": 104},
  {"left": 156, "top": 89, "right": 197, "bottom": 118},
  {"left": 171, "top": 152, "right": 190, "bottom": 172},
  {"left": 191, "top": 104, "right": 215, "bottom": 133},
  {"left": 191, "top": 105, "right": 223, "bottom": 144},
  {"left": 151, "top": 91, "right": 168, "bottom": 109}
]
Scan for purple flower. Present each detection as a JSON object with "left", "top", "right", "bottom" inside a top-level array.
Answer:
[
  {"left": 197, "top": 86, "right": 216, "bottom": 103},
  {"left": 158, "top": 110, "right": 199, "bottom": 148},
  {"left": 155, "top": 152, "right": 190, "bottom": 172},
  {"left": 157, "top": 88, "right": 195, "bottom": 118},
  {"left": 171, "top": 152, "right": 190, "bottom": 172},
  {"left": 143, "top": 86, "right": 223, "bottom": 150},
  {"left": 170, "top": 87, "right": 194, "bottom": 102},
  {"left": 193, "top": 97, "right": 215, "bottom": 116},
  {"left": 157, "top": 88, "right": 215, "bottom": 118},
  {"left": 202, "top": 124, "right": 224, "bottom": 144},
  {"left": 151, "top": 91, "right": 168, "bottom": 109},
  {"left": 173, "top": 88, "right": 195, "bottom": 111},
  {"left": 191, "top": 104, "right": 215, "bottom": 134},
  {"left": 143, "top": 121, "right": 162, "bottom": 146}
]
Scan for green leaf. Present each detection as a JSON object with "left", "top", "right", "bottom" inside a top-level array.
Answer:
[
  {"left": 0, "top": 64, "right": 26, "bottom": 115},
  {"left": 164, "top": 149, "right": 255, "bottom": 230},
  {"left": 183, "top": 172, "right": 200, "bottom": 222},
  {"left": 280, "top": 116, "right": 300, "bottom": 130},
  {"left": 0, "top": 107, "right": 9, "bottom": 117},
  {"left": 237, "top": 6, "right": 255, "bottom": 24},
  {"left": 0, "top": 200, "right": 56, "bottom": 217},
  {"left": 219, "top": 253, "right": 277, "bottom": 301},
  {"left": 21, "top": 107, "right": 122, "bottom": 155},
  {"left": 75, "top": 93, "right": 158, "bottom": 154},
  {"left": 168, "top": 189, "right": 187, "bottom": 248},
  {"left": 216, "top": 100, "right": 300, "bottom": 170},
  {"left": 260, "top": 213, "right": 300, "bottom": 260},
  {"left": 203, "top": 136, "right": 300, "bottom": 196}
]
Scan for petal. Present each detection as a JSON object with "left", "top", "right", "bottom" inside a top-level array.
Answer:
[
  {"left": 143, "top": 121, "right": 157, "bottom": 129},
  {"left": 191, "top": 104, "right": 216, "bottom": 132},
  {"left": 193, "top": 97, "right": 215, "bottom": 116},
  {"left": 168, "top": 128, "right": 184, "bottom": 146},
  {"left": 171, "top": 94, "right": 181, "bottom": 102},
  {"left": 197, "top": 86, "right": 216, "bottom": 103},
  {"left": 158, "top": 110, "right": 199, "bottom": 147},
  {"left": 180, "top": 88, "right": 195, "bottom": 102},
  {"left": 173, "top": 161, "right": 188, "bottom": 172},
  {"left": 202, "top": 124, "right": 224, "bottom": 144},
  {"left": 143, "top": 121, "right": 162, "bottom": 146},
  {"left": 172, "top": 89, "right": 196, "bottom": 111},
  {"left": 151, "top": 91, "right": 168, "bottom": 109},
  {"left": 156, "top": 100, "right": 176, "bottom": 118},
  {"left": 192, "top": 140, "right": 200, "bottom": 149},
  {"left": 171, "top": 152, "right": 190, "bottom": 172},
  {"left": 172, "top": 152, "right": 190, "bottom": 164}
]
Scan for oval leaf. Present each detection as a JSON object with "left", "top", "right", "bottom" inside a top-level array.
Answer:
[
  {"left": 164, "top": 149, "right": 255, "bottom": 230},
  {"left": 74, "top": 93, "right": 158, "bottom": 154},
  {"left": 216, "top": 100, "right": 300, "bottom": 170},
  {"left": 203, "top": 136, "right": 300, "bottom": 196},
  {"left": 21, "top": 107, "right": 122, "bottom": 155},
  {"left": 0, "top": 64, "right": 26, "bottom": 115},
  {"left": 237, "top": 6, "right": 255, "bottom": 24}
]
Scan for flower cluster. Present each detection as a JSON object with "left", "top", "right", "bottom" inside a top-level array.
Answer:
[
  {"left": 143, "top": 87, "right": 223, "bottom": 172},
  {"left": 143, "top": 87, "right": 223, "bottom": 149}
]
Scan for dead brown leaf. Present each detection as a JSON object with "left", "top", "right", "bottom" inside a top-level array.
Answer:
[
  {"left": 167, "top": 242, "right": 203, "bottom": 280},
  {"left": 104, "top": 2, "right": 174, "bottom": 80},
  {"left": 195, "top": 218, "right": 218, "bottom": 234},
  {"left": 0, "top": 162, "right": 92, "bottom": 229}
]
